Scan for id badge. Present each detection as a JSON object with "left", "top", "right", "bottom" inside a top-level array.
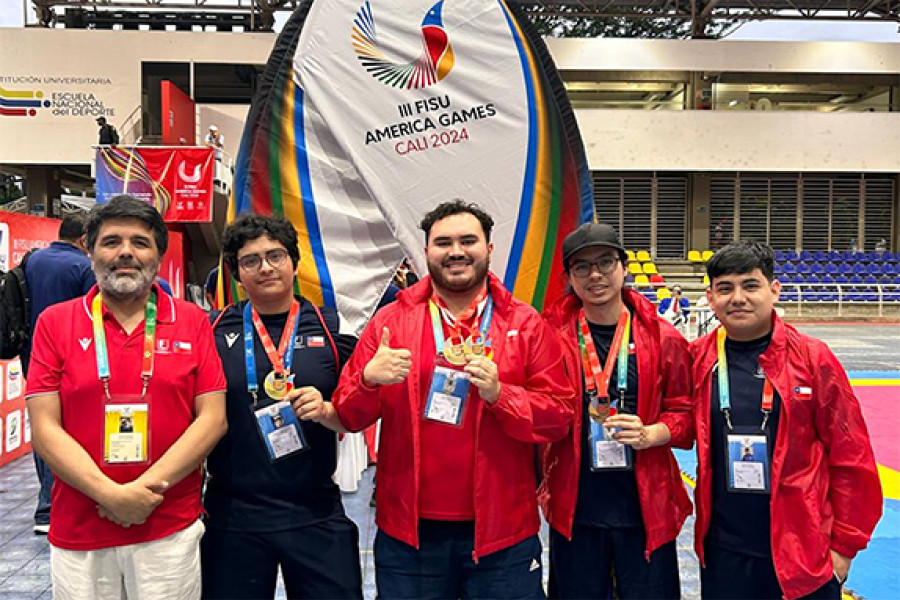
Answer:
[
  {"left": 423, "top": 361, "right": 471, "bottom": 427},
  {"left": 587, "top": 417, "right": 632, "bottom": 471},
  {"left": 252, "top": 400, "right": 308, "bottom": 462},
  {"left": 725, "top": 428, "right": 770, "bottom": 494},
  {"left": 103, "top": 395, "right": 150, "bottom": 465}
]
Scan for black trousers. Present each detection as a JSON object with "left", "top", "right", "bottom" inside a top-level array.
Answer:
[
  {"left": 375, "top": 520, "right": 545, "bottom": 600},
  {"left": 548, "top": 524, "right": 680, "bottom": 600},
  {"left": 200, "top": 515, "right": 362, "bottom": 599},
  {"left": 701, "top": 543, "right": 842, "bottom": 600}
]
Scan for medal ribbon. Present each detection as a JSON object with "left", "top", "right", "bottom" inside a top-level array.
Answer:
[
  {"left": 430, "top": 285, "right": 489, "bottom": 342},
  {"left": 92, "top": 290, "right": 158, "bottom": 399},
  {"left": 577, "top": 309, "right": 631, "bottom": 402},
  {"left": 428, "top": 291, "right": 494, "bottom": 356},
  {"left": 716, "top": 327, "right": 774, "bottom": 430},
  {"left": 243, "top": 299, "right": 301, "bottom": 400}
]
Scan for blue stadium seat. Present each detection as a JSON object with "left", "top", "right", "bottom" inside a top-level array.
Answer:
[
  {"left": 867, "top": 263, "right": 883, "bottom": 275},
  {"left": 813, "top": 251, "right": 827, "bottom": 262},
  {"left": 774, "top": 250, "right": 786, "bottom": 261},
  {"left": 838, "top": 263, "right": 854, "bottom": 274},
  {"left": 797, "top": 263, "right": 811, "bottom": 274},
  {"left": 774, "top": 263, "right": 785, "bottom": 276},
  {"left": 799, "top": 250, "right": 812, "bottom": 261},
  {"left": 853, "top": 263, "right": 868, "bottom": 274},
  {"left": 641, "top": 289, "right": 657, "bottom": 302},
  {"left": 782, "top": 263, "right": 797, "bottom": 274},
  {"left": 824, "top": 262, "right": 839, "bottom": 274},
  {"left": 809, "top": 262, "right": 825, "bottom": 275},
  {"left": 853, "top": 252, "right": 867, "bottom": 262},
  {"left": 785, "top": 250, "right": 799, "bottom": 261},
  {"left": 841, "top": 250, "right": 854, "bottom": 261},
  {"left": 828, "top": 250, "right": 842, "bottom": 261}
]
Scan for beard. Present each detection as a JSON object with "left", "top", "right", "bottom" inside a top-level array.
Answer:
[
  {"left": 427, "top": 255, "right": 489, "bottom": 294},
  {"left": 93, "top": 256, "right": 159, "bottom": 300}
]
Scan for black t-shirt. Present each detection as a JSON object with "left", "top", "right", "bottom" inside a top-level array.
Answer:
[
  {"left": 708, "top": 332, "right": 782, "bottom": 557},
  {"left": 573, "top": 319, "right": 643, "bottom": 528},
  {"left": 205, "top": 298, "right": 357, "bottom": 532}
]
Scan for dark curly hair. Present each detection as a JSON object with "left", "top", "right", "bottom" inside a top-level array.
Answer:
[
  {"left": 419, "top": 199, "right": 494, "bottom": 244},
  {"left": 85, "top": 195, "right": 168, "bottom": 255},
  {"left": 222, "top": 214, "right": 300, "bottom": 281},
  {"left": 706, "top": 241, "right": 776, "bottom": 282}
]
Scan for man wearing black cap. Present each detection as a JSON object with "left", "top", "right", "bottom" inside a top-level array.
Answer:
[
  {"left": 96, "top": 117, "right": 119, "bottom": 145},
  {"left": 540, "top": 222, "right": 693, "bottom": 599}
]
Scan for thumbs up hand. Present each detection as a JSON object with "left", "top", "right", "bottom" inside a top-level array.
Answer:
[{"left": 363, "top": 327, "right": 413, "bottom": 386}]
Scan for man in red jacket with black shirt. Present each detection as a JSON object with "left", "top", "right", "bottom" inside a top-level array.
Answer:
[
  {"left": 332, "top": 199, "right": 575, "bottom": 599},
  {"left": 541, "top": 223, "right": 692, "bottom": 599},
  {"left": 690, "top": 241, "right": 881, "bottom": 600}
]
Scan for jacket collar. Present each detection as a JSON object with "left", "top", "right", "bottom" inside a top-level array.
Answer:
[{"left": 699, "top": 309, "right": 785, "bottom": 375}]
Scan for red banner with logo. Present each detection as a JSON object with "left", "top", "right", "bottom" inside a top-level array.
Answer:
[{"left": 95, "top": 147, "right": 215, "bottom": 223}]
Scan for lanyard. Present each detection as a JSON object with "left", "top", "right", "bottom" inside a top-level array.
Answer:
[
  {"left": 577, "top": 309, "right": 631, "bottom": 403},
  {"left": 716, "top": 327, "right": 774, "bottom": 431},
  {"left": 92, "top": 290, "right": 157, "bottom": 400},
  {"left": 428, "top": 293, "right": 494, "bottom": 355},
  {"left": 243, "top": 299, "right": 301, "bottom": 402}
]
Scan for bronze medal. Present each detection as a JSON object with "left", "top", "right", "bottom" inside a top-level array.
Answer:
[{"left": 264, "top": 370, "right": 293, "bottom": 400}]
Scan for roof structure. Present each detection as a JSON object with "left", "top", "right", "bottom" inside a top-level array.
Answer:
[{"left": 28, "top": 0, "right": 900, "bottom": 34}]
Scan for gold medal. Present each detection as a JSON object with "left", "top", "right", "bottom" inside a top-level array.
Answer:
[
  {"left": 264, "top": 370, "right": 294, "bottom": 400},
  {"left": 443, "top": 336, "right": 468, "bottom": 366}
]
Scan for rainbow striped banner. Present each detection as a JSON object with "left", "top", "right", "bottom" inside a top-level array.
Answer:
[{"left": 228, "top": 0, "right": 592, "bottom": 332}]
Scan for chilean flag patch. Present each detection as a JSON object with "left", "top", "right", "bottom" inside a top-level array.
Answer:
[
  {"left": 173, "top": 341, "right": 192, "bottom": 354},
  {"left": 794, "top": 386, "right": 812, "bottom": 399},
  {"left": 307, "top": 336, "right": 325, "bottom": 348}
]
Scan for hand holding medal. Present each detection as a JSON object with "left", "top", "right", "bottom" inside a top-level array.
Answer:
[
  {"left": 463, "top": 354, "right": 501, "bottom": 404},
  {"left": 290, "top": 386, "right": 328, "bottom": 422},
  {"left": 363, "top": 327, "right": 413, "bottom": 386}
]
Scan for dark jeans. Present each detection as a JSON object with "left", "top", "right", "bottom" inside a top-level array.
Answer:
[
  {"left": 701, "top": 543, "right": 842, "bottom": 600},
  {"left": 375, "top": 521, "right": 545, "bottom": 600},
  {"left": 200, "top": 515, "right": 362, "bottom": 599},
  {"left": 548, "top": 525, "right": 680, "bottom": 599},
  {"left": 33, "top": 452, "right": 52, "bottom": 525}
]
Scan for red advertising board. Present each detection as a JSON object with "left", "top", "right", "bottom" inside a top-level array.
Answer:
[
  {"left": 95, "top": 147, "right": 215, "bottom": 223},
  {"left": 161, "top": 81, "right": 196, "bottom": 146},
  {"left": 0, "top": 212, "right": 186, "bottom": 468}
]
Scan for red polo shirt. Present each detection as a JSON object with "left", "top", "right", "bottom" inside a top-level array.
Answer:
[{"left": 26, "top": 284, "right": 226, "bottom": 550}]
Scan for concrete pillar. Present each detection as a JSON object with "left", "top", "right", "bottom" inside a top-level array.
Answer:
[{"left": 24, "top": 165, "right": 62, "bottom": 218}]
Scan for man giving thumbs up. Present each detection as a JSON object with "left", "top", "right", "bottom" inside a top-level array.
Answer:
[{"left": 332, "top": 200, "right": 575, "bottom": 599}]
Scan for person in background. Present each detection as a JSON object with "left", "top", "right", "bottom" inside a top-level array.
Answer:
[
  {"left": 96, "top": 117, "right": 119, "bottom": 145},
  {"left": 22, "top": 213, "right": 96, "bottom": 535},
  {"left": 659, "top": 284, "right": 690, "bottom": 332},
  {"left": 689, "top": 241, "right": 881, "bottom": 599},
  {"left": 205, "top": 125, "right": 225, "bottom": 162}
]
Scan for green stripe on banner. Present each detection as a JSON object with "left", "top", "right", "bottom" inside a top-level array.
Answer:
[
  {"left": 532, "top": 105, "right": 564, "bottom": 311},
  {"left": 269, "top": 71, "right": 286, "bottom": 217}
]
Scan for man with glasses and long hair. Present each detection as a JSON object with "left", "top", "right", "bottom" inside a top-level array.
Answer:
[
  {"left": 540, "top": 222, "right": 693, "bottom": 599},
  {"left": 201, "top": 214, "right": 362, "bottom": 599}
]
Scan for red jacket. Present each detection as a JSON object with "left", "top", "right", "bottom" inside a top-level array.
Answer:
[
  {"left": 690, "top": 313, "right": 882, "bottom": 599},
  {"left": 539, "top": 290, "right": 693, "bottom": 556},
  {"left": 333, "top": 273, "right": 575, "bottom": 559}
]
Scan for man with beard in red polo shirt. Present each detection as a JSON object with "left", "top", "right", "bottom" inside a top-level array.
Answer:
[{"left": 332, "top": 199, "right": 575, "bottom": 599}]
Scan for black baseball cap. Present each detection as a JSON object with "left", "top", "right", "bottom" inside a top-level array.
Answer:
[
  {"left": 96, "top": 116, "right": 106, "bottom": 123},
  {"left": 561, "top": 222, "right": 627, "bottom": 268}
]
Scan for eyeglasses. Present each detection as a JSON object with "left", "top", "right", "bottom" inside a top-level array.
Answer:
[
  {"left": 569, "top": 256, "right": 620, "bottom": 278},
  {"left": 237, "top": 248, "right": 289, "bottom": 272}
]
